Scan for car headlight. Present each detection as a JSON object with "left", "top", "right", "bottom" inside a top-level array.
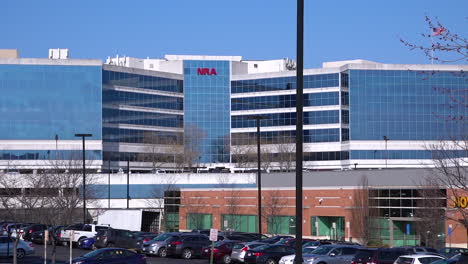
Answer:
[{"left": 303, "top": 257, "right": 314, "bottom": 263}]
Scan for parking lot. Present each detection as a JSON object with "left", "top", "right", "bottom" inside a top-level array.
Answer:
[{"left": 0, "top": 245, "right": 208, "bottom": 264}]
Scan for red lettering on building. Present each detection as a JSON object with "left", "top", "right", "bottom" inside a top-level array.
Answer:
[{"left": 197, "top": 68, "right": 217, "bottom": 75}]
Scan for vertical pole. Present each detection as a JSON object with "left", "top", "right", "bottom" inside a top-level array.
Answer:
[
  {"left": 69, "top": 230, "right": 74, "bottom": 264},
  {"left": 257, "top": 118, "right": 262, "bottom": 235},
  {"left": 209, "top": 240, "right": 215, "bottom": 264},
  {"left": 108, "top": 160, "right": 111, "bottom": 209},
  {"left": 44, "top": 230, "right": 48, "bottom": 264},
  {"left": 82, "top": 136, "right": 86, "bottom": 224},
  {"left": 295, "top": 0, "right": 304, "bottom": 263},
  {"left": 127, "top": 160, "right": 130, "bottom": 209}
]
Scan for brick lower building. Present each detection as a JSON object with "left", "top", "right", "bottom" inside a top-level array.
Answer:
[{"left": 179, "top": 169, "right": 468, "bottom": 248}]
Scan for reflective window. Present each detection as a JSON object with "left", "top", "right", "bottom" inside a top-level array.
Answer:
[
  {"left": 103, "top": 90, "right": 183, "bottom": 110},
  {"left": 349, "top": 70, "right": 467, "bottom": 140},
  {"left": 231, "top": 73, "right": 339, "bottom": 93},
  {"left": 103, "top": 109, "right": 183, "bottom": 128},
  {"left": 103, "top": 70, "right": 182, "bottom": 93},
  {"left": 350, "top": 150, "right": 467, "bottom": 159},
  {"left": 0, "top": 65, "right": 102, "bottom": 140},
  {"left": 0, "top": 150, "right": 101, "bottom": 160},
  {"left": 231, "top": 129, "right": 340, "bottom": 145},
  {"left": 183, "top": 60, "right": 231, "bottom": 163},
  {"left": 232, "top": 111, "right": 339, "bottom": 128},
  {"left": 231, "top": 92, "right": 339, "bottom": 111},
  {"left": 103, "top": 128, "right": 182, "bottom": 144}
]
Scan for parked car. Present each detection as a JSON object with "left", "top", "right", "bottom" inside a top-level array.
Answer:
[
  {"left": 67, "top": 248, "right": 147, "bottom": 264},
  {"left": 352, "top": 248, "right": 414, "bottom": 264},
  {"left": 78, "top": 237, "right": 96, "bottom": 250},
  {"left": 57, "top": 224, "right": 85, "bottom": 245},
  {"left": 134, "top": 232, "right": 158, "bottom": 252},
  {"left": 281, "top": 245, "right": 360, "bottom": 264},
  {"left": 298, "top": 244, "right": 362, "bottom": 264},
  {"left": 260, "top": 235, "right": 294, "bottom": 244},
  {"left": 141, "top": 232, "right": 183, "bottom": 257},
  {"left": 231, "top": 241, "right": 268, "bottom": 263},
  {"left": 61, "top": 224, "right": 110, "bottom": 245},
  {"left": 0, "top": 236, "right": 35, "bottom": 259},
  {"left": 302, "top": 240, "right": 333, "bottom": 249},
  {"left": 439, "top": 248, "right": 468, "bottom": 258},
  {"left": 166, "top": 233, "right": 211, "bottom": 259},
  {"left": 201, "top": 240, "right": 239, "bottom": 264},
  {"left": 94, "top": 228, "right": 138, "bottom": 249},
  {"left": 3, "top": 223, "right": 30, "bottom": 239},
  {"left": 394, "top": 254, "right": 445, "bottom": 264},
  {"left": 244, "top": 244, "right": 295, "bottom": 264},
  {"left": 393, "top": 246, "right": 440, "bottom": 255},
  {"left": 31, "top": 230, "right": 48, "bottom": 245},
  {"left": 23, "top": 224, "right": 48, "bottom": 241},
  {"left": 236, "top": 233, "right": 269, "bottom": 241},
  {"left": 274, "top": 238, "right": 315, "bottom": 248}
]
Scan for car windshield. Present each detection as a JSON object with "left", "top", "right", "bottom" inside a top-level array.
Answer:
[
  {"left": 153, "top": 233, "right": 174, "bottom": 241},
  {"left": 275, "top": 239, "right": 290, "bottom": 245},
  {"left": 396, "top": 257, "right": 414, "bottom": 264},
  {"left": 303, "top": 241, "right": 320, "bottom": 247},
  {"left": 311, "top": 246, "right": 333, "bottom": 255},
  {"left": 304, "top": 248, "right": 316, "bottom": 254},
  {"left": 233, "top": 243, "right": 246, "bottom": 250}
]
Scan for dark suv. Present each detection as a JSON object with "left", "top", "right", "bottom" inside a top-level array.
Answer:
[
  {"left": 23, "top": 224, "right": 48, "bottom": 241},
  {"left": 166, "top": 233, "right": 211, "bottom": 259},
  {"left": 352, "top": 248, "right": 414, "bottom": 264},
  {"left": 94, "top": 228, "right": 138, "bottom": 249}
]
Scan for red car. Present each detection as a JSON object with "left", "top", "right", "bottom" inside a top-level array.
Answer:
[{"left": 202, "top": 240, "right": 239, "bottom": 264}]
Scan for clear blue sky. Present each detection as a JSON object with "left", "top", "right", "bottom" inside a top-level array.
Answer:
[{"left": 2, "top": 0, "right": 467, "bottom": 68}]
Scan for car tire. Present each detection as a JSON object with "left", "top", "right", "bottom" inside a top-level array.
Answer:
[
  {"left": 17, "top": 249, "right": 26, "bottom": 259},
  {"left": 181, "top": 248, "right": 194, "bottom": 259},
  {"left": 91, "top": 243, "right": 97, "bottom": 250},
  {"left": 266, "top": 258, "right": 276, "bottom": 264},
  {"left": 222, "top": 254, "right": 232, "bottom": 264},
  {"left": 158, "top": 247, "right": 167, "bottom": 258}
]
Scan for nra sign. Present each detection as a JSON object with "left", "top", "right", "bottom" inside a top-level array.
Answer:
[{"left": 197, "top": 68, "right": 217, "bottom": 76}]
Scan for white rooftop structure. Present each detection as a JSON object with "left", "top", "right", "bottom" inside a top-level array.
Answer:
[{"left": 105, "top": 54, "right": 296, "bottom": 75}]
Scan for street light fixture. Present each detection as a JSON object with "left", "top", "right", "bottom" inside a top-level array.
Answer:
[
  {"left": 247, "top": 115, "right": 265, "bottom": 235},
  {"left": 75, "top": 133, "right": 92, "bottom": 224}
]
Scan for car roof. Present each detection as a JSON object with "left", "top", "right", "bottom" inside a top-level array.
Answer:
[{"left": 399, "top": 254, "right": 445, "bottom": 258}]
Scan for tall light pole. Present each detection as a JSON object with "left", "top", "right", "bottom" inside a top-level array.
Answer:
[
  {"left": 383, "top": 136, "right": 389, "bottom": 168},
  {"left": 75, "top": 133, "right": 92, "bottom": 224},
  {"left": 248, "top": 115, "right": 264, "bottom": 235},
  {"left": 127, "top": 159, "right": 130, "bottom": 209},
  {"left": 295, "top": 0, "right": 304, "bottom": 263}
]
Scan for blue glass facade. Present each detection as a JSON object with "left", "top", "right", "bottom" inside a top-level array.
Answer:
[
  {"left": 0, "top": 150, "right": 101, "bottom": 161},
  {"left": 231, "top": 129, "right": 340, "bottom": 145},
  {"left": 184, "top": 60, "right": 231, "bottom": 163},
  {"left": 349, "top": 70, "right": 467, "bottom": 140},
  {"left": 102, "top": 69, "right": 183, "bottom": 163},
  {"left": 231, "top": 92, "right": 339, "bottom": 111},
  {"left": 102, "top": 70, "right": 183, "bottom": 93},
  {"left": 231, "top": 73, "right": 339, "bottom": 93},
  {"left": 0, "top": 65, "right": 102, "bottom": 140}
]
